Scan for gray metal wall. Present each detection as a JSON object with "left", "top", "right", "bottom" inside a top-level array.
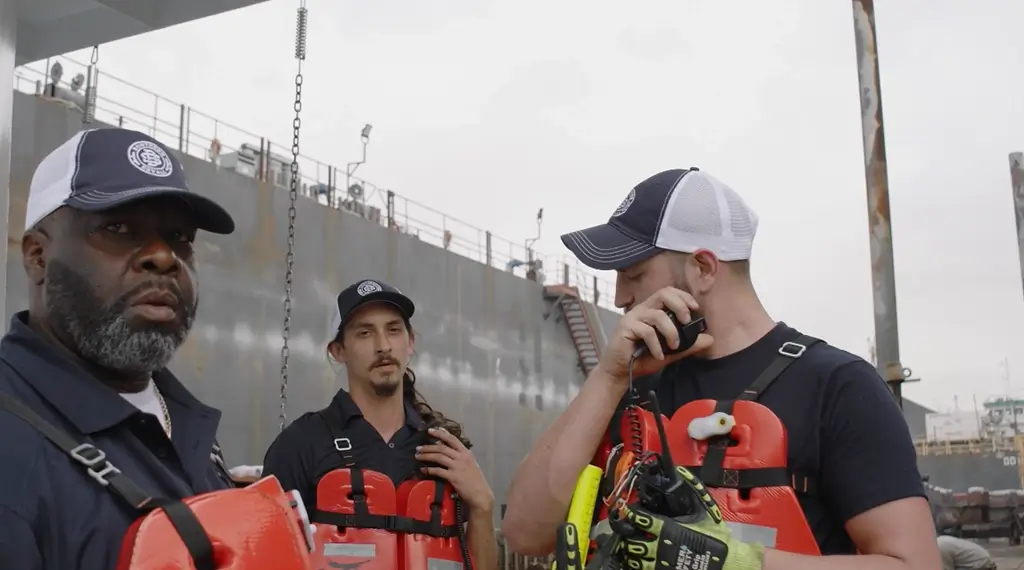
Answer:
[
  {"left": 918, "top": 453, "right": 1022, "bottom": 492},
  {"left": 6, "top": 91, "right": 934, "bottom": 508},
  {"left": 6, "top": 91, "right": 619, "bottom": 508}
]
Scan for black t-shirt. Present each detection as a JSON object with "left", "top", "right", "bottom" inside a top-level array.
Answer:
[
  {"left": 621, "top": 322, "right": 924, "bottom": 555},
  {"left": 262, "top": 390, "right": 427, "bottom": 515}
]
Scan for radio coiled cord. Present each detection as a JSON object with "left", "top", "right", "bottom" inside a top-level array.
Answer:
[
  {"left": 625, "top": 353, "right": 644, "bottom": 456},
  {"left": 454, "top": 495, "right": 473, "bottom": 570}
]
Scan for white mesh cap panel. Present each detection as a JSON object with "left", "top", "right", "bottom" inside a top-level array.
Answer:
[
  {"left": 653, "top": 171, "right": 758, "bottom": 261},
  {"left": 24, "top": 131, "right": 89, "bottom": 231},
  {"left": 329, "top": 303, "right": 343, "bottom": 339}
]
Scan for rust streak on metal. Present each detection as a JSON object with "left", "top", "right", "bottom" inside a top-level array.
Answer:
[
  {"left": 1009, "top": 152, "right": 1024, "bottom": 301},
  {"left": 852, "top": 0, "right": 905, "bottom": 406}
]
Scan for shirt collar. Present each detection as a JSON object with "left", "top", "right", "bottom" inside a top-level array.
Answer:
[
  {"left": 0, "top": 311, "right": 219, "bottom": 435},
  {"left": 331, "top": 388, "right": 425, "bottom": 430}
]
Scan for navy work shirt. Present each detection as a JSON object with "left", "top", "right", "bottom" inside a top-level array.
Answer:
[
  {"left": 0, "top": 312, "right": 233, "bottom": 570},
  {"left": 626, "top": 322, "right": 925, "bottom": 555},
  {"left": 263, "top": 389, "right": 427, "bottom": 515}
]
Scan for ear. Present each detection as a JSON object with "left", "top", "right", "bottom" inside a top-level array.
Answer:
[
  {"left": 21, "top": 230, "right": 48, "bottom": 286},
  {"left": 327, "top": 339, "right": 347, "bottom": 364},
  {"left": 690, "top": 249, "right": 720, "bottom": 293}
]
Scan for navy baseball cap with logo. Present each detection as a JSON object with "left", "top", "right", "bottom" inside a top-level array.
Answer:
[
  {"left": 330, "top": 279, "right": 416, "bottom": 337},
  {"left": 24, "top": 127, "right": 235, "bottom": 234},
  {"left": 560, "top": 167, "right": 760, "bottom": 271}
]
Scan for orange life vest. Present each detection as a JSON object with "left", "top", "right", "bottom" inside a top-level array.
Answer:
[
  {"left": 0, "top": 392, "right": 316, "bottom": 570},
  {"left": 308, "top": 469, "right": 474, "bottom": 570},
  {"left": 590, "top": 334, "right": 823, "bottom": 558}
]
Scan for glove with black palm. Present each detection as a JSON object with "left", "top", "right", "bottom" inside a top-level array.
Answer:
[{"left": 614, "top": 466, "right": 765, "bottom": 570}]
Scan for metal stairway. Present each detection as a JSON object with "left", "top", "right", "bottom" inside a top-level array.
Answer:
[{"left": 544, "top": 285, "right": 603, "bottom": 376}]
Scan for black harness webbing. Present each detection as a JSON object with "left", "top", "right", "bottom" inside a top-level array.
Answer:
[
  {"left": 0, "top": 391, "right": 217, "bottom": 570},
  {"left": 685, "top": 334, "right": 822, "bottom": 496}
]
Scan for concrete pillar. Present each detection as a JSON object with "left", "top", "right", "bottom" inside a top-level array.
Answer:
[{"left": 0, "top": 0, "right": 14, "bottom": 332}]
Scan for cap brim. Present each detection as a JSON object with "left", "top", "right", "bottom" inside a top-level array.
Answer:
[
  {"left": 333, "top": 291, "right": 416, "bottom": 335},
  {"left": 560, "top": 223, "right": 663, "bottom": 271},
  {"left": 66, "top": 187, "right": 236, "bottom": 235}
]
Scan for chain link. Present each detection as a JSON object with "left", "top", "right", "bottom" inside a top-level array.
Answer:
[{"left": 280, "top": 5, "right": 308, "bottom": 432}]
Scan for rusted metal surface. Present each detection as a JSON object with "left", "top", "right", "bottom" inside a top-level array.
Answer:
[
  {"left": 0, "top": 0, "right": 14, "bottom": 334},
  {"left": 5, "top": 91, "right": 615, "bottom": 519},
  {"left": 1009, "top": 153, "right": 1024, "bottom": 300},
  {"left": 851, "top": 0, "right": 906, "bottom": 407}
]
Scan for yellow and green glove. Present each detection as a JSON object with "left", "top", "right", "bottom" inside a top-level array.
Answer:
[
  {"left": 553, "top": 465, "right": 765, "bottom": 570},
  {"left": 615, "top": 466, "right": 764, "bottom": 570}
]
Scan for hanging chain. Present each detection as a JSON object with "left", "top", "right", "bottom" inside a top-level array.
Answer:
[{"left": 279, "top": 1, "right": 308, "bottom": 432}]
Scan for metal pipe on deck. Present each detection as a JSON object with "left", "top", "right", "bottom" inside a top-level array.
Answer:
[
  {"left": 851, "top": 0, "right": 908, "bottom": 407},
  {"left": 1008, "top": 152, "right": 1024, "bottom": 300}
]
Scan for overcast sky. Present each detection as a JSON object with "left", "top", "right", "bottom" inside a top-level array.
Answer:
[{"left": 35, "top": 0, "right": 1024, "bottom": 413}]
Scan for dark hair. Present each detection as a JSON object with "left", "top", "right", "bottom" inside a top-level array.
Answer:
[
  {"left": 403, "top": 366, "right": 473, "bottom": 449},
  {"left": 331, "top": 317, "right": 472, "bottom": 449}
]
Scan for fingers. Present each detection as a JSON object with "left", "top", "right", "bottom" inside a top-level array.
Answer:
[
  {"left": 415, "top": 451, "right": 455, "bottom": 468},
  {"left": 638, "top": 287, "right": 699, "bottom": 321},
  {"left": 420, "top": 465, "right": 450, "bottom": 479},
  {"left": 427, "top": 427, "right": 466, "bottom": 451},
  {"left": 553, "top": 523, "right": 583, "bottom": 570},
  {"left": 624, "top": 308, "right": 678, "bottom": 360},
  {"left": 416, "top": 443, "right": 459, "bottom": 461},
  {"left": 619, "top": 505, "right": 665, "bottom": 536},
  {"left": 674, "top": 466, "right": 724, "bottom": 525}
]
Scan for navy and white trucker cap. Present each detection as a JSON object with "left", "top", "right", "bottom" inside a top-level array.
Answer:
[
  {"left": 24, "top": 127, "right": 235, "bottom": 234},
  {"left": 330, "top": 279, "right": 416, "bottom": 337},
  {"left": 560, "top": 168, "right": 759, "bottom": 271}
]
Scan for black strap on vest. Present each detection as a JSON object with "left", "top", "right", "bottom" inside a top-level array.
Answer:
[
  {"left": 0, "top": 392, "right": 217, "bottom": 570},
  {"left": 318, "top": 406, "right": 356, "bottom": 467},
  {"left": 686, "top": 334, "right": 822, "bottom": 496}
]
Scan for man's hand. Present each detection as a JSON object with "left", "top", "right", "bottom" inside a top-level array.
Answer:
[
  {"left": 613, "top": 466, "right": 764, "bottom": 570},
  {"left": 597, "top": 287, "right": 713, "bottom": 380},
  {"left": 416, "top": 427, "right": 494, "bottom": 514}
]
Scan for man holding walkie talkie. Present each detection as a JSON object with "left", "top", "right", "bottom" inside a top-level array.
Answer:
[{"left": 502, "top": 168, "right": 941, "bottom": 570}]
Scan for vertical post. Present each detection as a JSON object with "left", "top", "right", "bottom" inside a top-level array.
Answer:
[
  {"left": 0, "top": 0, "right": 14, "bottom": 330},
  {"left": 327, "top": 167, "right": 334, "bottom": 207},
  {"left": 852, "top": 0, "right": 905, "bottom": 409},
  {"left": 184, "top": 107, "right": 191, "bottom": 155},
  {"left": 593, "top": 276, "right": 600, "bottom": 306},
  {"left": 563, "top": 263, "right": 570, "bottom": 285},
  {"left": 485, "top": 232, "right": 493, "bottom": 267},
  {"left": 259, "top": 138, "right": 267, "bottom": 182},
  {"left": 177, "top": 104, "right": 186, "bottom": 152},
  {"left": 1009, "top": 152, "right": 1024, "bottom": 300},
  {"left": 386, "top": 190, "right": 396, "bottom": 229}
]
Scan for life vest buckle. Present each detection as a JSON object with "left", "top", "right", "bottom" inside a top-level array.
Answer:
[{"left": 778, "top": 342, "right": 807, "bottom": 358}]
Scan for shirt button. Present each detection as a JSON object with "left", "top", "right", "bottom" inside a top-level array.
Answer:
[{"left": 389, "top": 443, "right": 395, "bottom": 448}]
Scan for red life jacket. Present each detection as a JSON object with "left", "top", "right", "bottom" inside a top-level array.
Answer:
[
  {"left": 307, "top": 410, "right": 475, "bottom": 570},
  {"left": 308, "top": 469, "right": 473, "bottom": 570},
  {"left": 590, "top": 335, "right": 823, "bottom": 558},
  {"left": 0, "top": 392, "right": 316, "bottom": 570}
]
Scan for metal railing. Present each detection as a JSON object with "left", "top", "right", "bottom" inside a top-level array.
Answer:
[{"left": 13, "top": 55, "right": 620, "bottom": 313}]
